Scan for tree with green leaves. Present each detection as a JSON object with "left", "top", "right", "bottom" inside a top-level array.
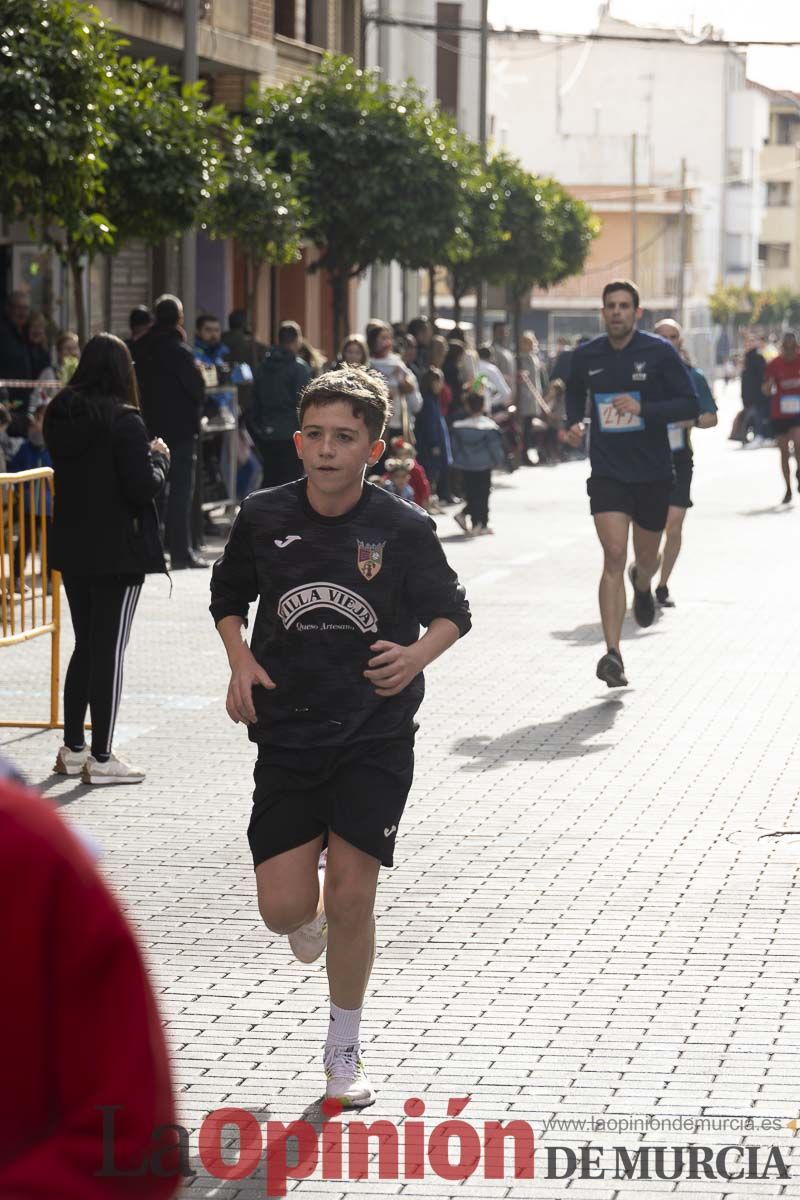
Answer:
[
  {"left": 708, "top": 282, "right": 755, "bottom": 329},
  {"left": 104, "top": 57, "right": 225, "bottom": 248},
  {"left": 451, "top": 157, "right": 598, "bottom": 359},
  {"left": 0, "top": 0, "right": 120, "bottom": 344},
  {"left": 249, "top": 55, "right": 472, "bottom": 348},
  {"left": 440, "top": 150, "right": 505, "bottom": 330},
  {"left": 202, "top": 126, "right": 305, "bottom": 353}
]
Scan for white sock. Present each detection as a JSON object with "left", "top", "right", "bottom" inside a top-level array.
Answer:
[{"left": 326, "top": 1001, "right": 363, "bottom": 1048}]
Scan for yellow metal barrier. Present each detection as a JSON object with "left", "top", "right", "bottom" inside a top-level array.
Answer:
[{"left": 0, "top": 466, "right": 61, "bottom": 727}]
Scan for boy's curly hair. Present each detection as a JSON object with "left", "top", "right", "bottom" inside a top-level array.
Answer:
[{"left": 297, "top": 367, "right": 390, "bottom": 442}]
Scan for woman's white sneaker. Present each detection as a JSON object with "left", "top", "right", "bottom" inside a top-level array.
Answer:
[
  {"left": 81, "top": 753, "right": 145, "bottom": 785},
  {"left": 288, "top": 853, "right": 328, "bottom": 963},
  {"left": 54, "top": 745, "right": 90, "bottom": 776},
  {"left": 324, "top": 1044, "right": 376, "bottom": 1109}
]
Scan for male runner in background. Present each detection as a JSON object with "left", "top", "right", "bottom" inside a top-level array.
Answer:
[
  {"left": 763, "top": 330, "right": 800, "bottom": 504},
  {"left": 565, "top": 281, "right": 699, "bottom": 687},
  {"left": 652, "top": 319, "right": 718, "bottom": 608},
  {"left": 210, "top": 367, "right": 470, "bottom": 1108}
]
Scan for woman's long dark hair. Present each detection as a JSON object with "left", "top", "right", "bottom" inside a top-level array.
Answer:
[{"left": 62, "top": 332, "right": 140, "bottom": 424}]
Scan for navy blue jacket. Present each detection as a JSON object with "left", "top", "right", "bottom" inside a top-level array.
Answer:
[{"left": 565, "top": 330, "right": 699, "bottom": 482}]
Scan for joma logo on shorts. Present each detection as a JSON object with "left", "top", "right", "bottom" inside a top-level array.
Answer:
[{"left": 278, "top": 583, "right": 379, "bottom": 633}]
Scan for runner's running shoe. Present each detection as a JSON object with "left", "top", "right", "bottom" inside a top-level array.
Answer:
[
  {"left": 655, "top": 585, "right": 675, "bottom": 608},
  {"left": 783, "top": 488, "right": 792, "bottom": 505},
  {"left": 288, "top": 853, "right": 328, "bottom": 964},
  {"left": 324, "top": 1044, "right": 376, "bottom": 1109},
  {"left": 628, "top": 563, "right": 656, "bottom": 627},
  {"left": 596, "top": 649, "right": 628, "bottom": 688}
]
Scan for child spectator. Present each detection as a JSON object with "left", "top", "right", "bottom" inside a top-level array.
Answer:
[
  {"left": 414, "top": 368, "right": 451, "bottom": 506},
  {"left": 388, "top": 436, "right": 432, "bottom": 509},
  {"left": 449, "top": 392, "right": 506, "bottom": 536},
  {"left": 380, "top": 457, "right": 415, "bottom": 501},
  {"left": 10, "top": 403, "right": 53, "bottom": 587},
  {"left": 336, "top": 334, "right": 368, "bottom": 368}
]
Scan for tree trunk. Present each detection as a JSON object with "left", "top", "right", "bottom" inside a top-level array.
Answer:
[
  {"left": 245, "top": 258, "right": 262, "bottom": 370},
  {"left": 330, "top": 272, "right": 349, "bottom": 353},
  {"left": 68, "top": 248, "right": 87, "bottom": 348},
  {"left": 512, "top": 290, "right": 523, "bottom": 407},
  {"left": 428, "top": 265, "right": 436, "bottom": 322},
  {"left": 453, "top": 289, "right": 463, "bottom": 332}
]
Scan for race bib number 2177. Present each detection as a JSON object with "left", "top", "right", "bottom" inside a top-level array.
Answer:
[{"left": 595, "top": 392, "right": 644, "bottom": 433}]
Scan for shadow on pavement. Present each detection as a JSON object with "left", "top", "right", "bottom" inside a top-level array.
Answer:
[
  {"left": 739, "top": 505, "right": 797, "bottom": 517},
  {"left": 550, "top": 620, "right": 661, "bottom": 646},
  {"left": 452, "top": 698, "right": 624, "bottom": 770}
]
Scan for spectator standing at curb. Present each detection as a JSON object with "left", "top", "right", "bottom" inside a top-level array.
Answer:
[
  {"left": 134, "top": 294, "right": 206, "bottom": 571},
  {"left": 45, "top": 333, "right": 170, "bottom": 785},
  {"left": 450, "top": 392, "right": 506, "bottom": 536},
  {"left": 251, "top": 320, "right": 311, "bottom": 487}
]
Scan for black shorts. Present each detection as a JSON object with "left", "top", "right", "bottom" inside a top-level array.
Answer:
[
  {"left": 669, "top": 449, "right": 693, "bottom": 509},
  {"left": 248, "top": 731, "right": 415, "bottom": 869},
  {"left": 771, "top": 418, "right": 800, "bottom": 438},
  {"left": 587, "top": 475, "right": 672, "bottom": 533}
]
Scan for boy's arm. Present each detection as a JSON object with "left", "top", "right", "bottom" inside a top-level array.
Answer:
[
  {"left": 210, "top": 504, "right": 275, "bottom": 724},
  {"left": 364, "top": 518, "right": 470, "bottom": 697}
]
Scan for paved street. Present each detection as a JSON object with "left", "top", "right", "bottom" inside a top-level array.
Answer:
[{"left": 4, "top": 381, "right": 800, "bottom": 1197}]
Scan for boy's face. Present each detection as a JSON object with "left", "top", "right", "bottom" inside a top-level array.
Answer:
[{"left": 295, "top": 400, "right": 384, "bottom": 495}]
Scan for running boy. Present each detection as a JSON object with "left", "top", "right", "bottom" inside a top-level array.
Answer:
[{"left": 210, "top": 367, "right": 471, "bottom": 1108}]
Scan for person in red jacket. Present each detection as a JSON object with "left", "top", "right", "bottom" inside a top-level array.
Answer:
[{"left": 0, "top": 770, "right": 180, "bottom": 1199}]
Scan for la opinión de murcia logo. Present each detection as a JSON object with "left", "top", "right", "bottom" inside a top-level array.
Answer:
[{"left": 96, "top": 1101, "right": 790, "bottom": 1195}]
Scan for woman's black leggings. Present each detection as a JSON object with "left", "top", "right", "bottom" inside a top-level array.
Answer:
[{"left": 61, "top": 573, "right": 144, "bottom": 759}]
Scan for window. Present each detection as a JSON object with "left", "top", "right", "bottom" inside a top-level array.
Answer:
[
  {"left": 725, "top": 233, "right": 745, "bottom": 271},
  {"left": 725, "top": 148, "right": 742, "bottom": 182},
  {"left": 274, "top": 0, "right": 328, "bottom": 47},
  {"left": 436, "top": 3, "right": 461, "bottom": 118},
  {"left": 760, "top": 243, "right": 791, "bottom": 269},
  {"left": 773, "top": 112, "right": 800, "bottom": 145},
  {"left": 766, "top": 180, "right": 791, "bottom": 207}
]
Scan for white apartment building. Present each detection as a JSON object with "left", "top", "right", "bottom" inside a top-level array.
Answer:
[
  {"left": 488, "top": 9, "right": 769, "bottom": 359},
  {"left": 360, "top": 0, "right": 482, "bottom": 331}
]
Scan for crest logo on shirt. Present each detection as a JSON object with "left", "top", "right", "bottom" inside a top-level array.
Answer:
[
  {"left": 356, "top": 539, "right": 385, "bottom": 581},
  {"left": 632, "top": 360, "right": 647, "bottom": 381}
]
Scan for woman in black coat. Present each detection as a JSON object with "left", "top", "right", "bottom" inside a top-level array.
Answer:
[{"left": 44, "top": 334, "right": 170, "bottom": 785}]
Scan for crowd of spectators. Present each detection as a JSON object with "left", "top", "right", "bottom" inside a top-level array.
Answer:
[{"left": 1, "top": 287, "right": 593, "bottom": 582}]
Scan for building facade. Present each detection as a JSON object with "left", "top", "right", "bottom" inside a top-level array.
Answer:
[
  {"left": 360, "top": 0, "right": 482, "bottom": 332},
  {"left": 758, "top": 88, "right": 800, "bottom": 294},
  {"left": 1, "top": 0, "right": 362, "bottom": 357},
  {"left": 488, "top": 10, "right": 768, "bottom": 363}
]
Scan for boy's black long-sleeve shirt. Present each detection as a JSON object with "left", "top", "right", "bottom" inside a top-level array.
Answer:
[
  {"left": 565, "top": 330, "right": 699, "bottom": 482},
  {"left": 210, "top": 479, "right": 471, "bottom": 748}
]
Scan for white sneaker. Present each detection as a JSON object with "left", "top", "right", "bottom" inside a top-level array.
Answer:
[
  {"left": 324, "top": 1044, "right": 376, "bottom": 1109},
  {"left": 474, "top": 524, "right": 495, "bottom": 536},
  {"left": 288, "top": 854, "right": 328, "bottom": 963},
  {"left": 81, "top": 753, "right": 145, "bottom": 785},
  {"left": 54, "top": 745, "right": 90, "bottom": 776}
]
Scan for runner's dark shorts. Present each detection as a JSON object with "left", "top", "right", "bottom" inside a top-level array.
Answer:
[
  {"left": 587, "top": 475, "right": 672, "bottom": 532},
  {"left": 249, "top": 731, "right": 415, "bottom": 869},
  {"left": 771, "top": 417, "right": 800, "bottom": 437},
  {"left": 669, "top": 448, "right": 694, "bottom": 509}
]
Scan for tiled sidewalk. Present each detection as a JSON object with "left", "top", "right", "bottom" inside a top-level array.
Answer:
[{"left": 4, "top": 384, "right": 800, "bottom": 1196}]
